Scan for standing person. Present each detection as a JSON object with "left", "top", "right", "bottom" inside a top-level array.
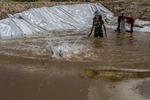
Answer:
[
  {"left": 116, "top": 13, "right": 134, "bottom": 37},
  {"left": 88, "top": 12, "right": 107, "bottom": 38}
]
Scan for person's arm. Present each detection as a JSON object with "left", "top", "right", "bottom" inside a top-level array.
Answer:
[
  {"left": 88, "top": 26, "right": 94, "bottom": 37},
  {"left": 88, "top": 19, "right": 94, "bottom": 37},
  {"left": 102, "top": 20, "right": 107, "bottom": 37}
]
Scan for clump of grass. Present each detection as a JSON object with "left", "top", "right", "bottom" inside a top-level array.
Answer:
[
  {"left": 80, "top": 69, "right": 150, "bottom": 82},
  {"left": 7, "top": 0, "right": 44, "bottom": 2},
  {"left": 83, "top": 69, "right": 99, "bottom": 78}
]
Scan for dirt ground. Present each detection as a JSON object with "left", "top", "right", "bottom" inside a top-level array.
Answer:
[
  {"left": 100, "top": 0, "right": 150, "bottom": 21},
  {"left": 0, "top": 0, "right": 150, "bottom": 21}
]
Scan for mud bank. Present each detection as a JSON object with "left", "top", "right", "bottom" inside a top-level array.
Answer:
[
  {"left": 0, "top": 0, "right": 150, "bottom": 21},
  {"left": 0, "top": 1, "right": 84, "bottom": 19}
]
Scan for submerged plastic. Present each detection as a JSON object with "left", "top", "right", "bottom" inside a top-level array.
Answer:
[{"left": 0, "top": 3, "right": 150, "bottom": 39}]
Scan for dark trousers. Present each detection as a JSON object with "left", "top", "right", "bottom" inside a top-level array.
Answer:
[{"left": 94, "top": 30, "right": 103, "bottom": 37}]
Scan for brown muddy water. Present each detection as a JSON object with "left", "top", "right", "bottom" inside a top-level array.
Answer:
[{"left": 0, "top": 29, "right": 150, "bottom": 100}]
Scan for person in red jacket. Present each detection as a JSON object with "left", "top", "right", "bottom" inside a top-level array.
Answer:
[{"left": 116, "top": 13, "right": 135, "bottom": 37}]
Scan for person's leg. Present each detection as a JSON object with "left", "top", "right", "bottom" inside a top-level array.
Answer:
[
  {"left": 98, "top": 31, "right": 104, "bottom": 38},
  {"left": 130, "top": 23, "right": 134, "bottom": 37},
  {"left": 116, "top": 17, "right": 121, "bottom": 32},
  {"left": 94, "top": 32, "right": 99, "bottom": 37}
]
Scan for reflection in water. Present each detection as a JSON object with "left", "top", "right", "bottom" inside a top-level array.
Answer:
[
  {"left": 87, "top": 79, "right": 150, "bottom": 100},
  {"left": 93, "top": 38, "right": 103, "bottom": 48},
  {"left": 116, "top": 33, "right": 134, "bottom": 46},
  {"left": 133, "top": 80, "right": 150, "bottom": 99}
]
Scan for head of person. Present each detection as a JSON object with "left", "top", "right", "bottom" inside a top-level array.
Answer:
[
  {"left": 121, "top": 11, "right": 125, "bottom": 16},
  {"left": 95, "top": 14, "right": 102, "bottom": 20},
  {"left": 94, "top": 11, "right": 102, "bottom": 20}
]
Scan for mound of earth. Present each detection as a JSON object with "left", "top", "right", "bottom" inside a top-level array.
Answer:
[{"left": 0, "top": 0, "right": 150, "bottom": 21}]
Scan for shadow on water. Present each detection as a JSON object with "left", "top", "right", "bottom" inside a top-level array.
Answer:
[
  {"left": 133, "top": 80, "right": 150, "bottom": 99},
  {"left": 115, "top": 33, "right": 134, "bottom": 46},
  {"left": 92, "top": 38, "right": 103, "bottom": 48}
]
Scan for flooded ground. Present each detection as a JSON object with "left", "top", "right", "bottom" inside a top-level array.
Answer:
[{"left": 0, "top": 29, "right": 150, "bottom": 100}]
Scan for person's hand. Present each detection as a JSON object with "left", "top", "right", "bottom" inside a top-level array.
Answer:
[{"left": 88, "top": 33, "right": 91, "bottom": 37}]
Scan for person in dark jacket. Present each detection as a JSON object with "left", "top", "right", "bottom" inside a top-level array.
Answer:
[{"left": 88, "top": 11, "right": 107, "bottom": 38}]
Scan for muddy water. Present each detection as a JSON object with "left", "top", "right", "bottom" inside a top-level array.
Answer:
[{"left": 0, "top": 29, "right": 150, "bottom": 100}]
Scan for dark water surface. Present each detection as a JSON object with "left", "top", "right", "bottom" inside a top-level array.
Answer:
[{"left": 0, "top": 29, "right": 150, "bottom": 100}]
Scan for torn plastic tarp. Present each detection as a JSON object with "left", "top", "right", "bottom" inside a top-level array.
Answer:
[
  {"left": 0, "top": 3, "right": 150, "bottom": 39},
  {"left": 0, "top": 3, "right": 113, "bottom": 39}
]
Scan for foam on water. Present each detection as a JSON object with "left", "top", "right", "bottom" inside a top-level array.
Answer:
[{"left": 44, "top": 33, "right": 88, "bottom": 60}]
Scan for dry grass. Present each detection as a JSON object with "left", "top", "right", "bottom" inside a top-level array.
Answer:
[{"left": 80, "top": 69, "right": 150, "bottom": 82}]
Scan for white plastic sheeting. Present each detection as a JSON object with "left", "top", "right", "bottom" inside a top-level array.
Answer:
[
  {"left": 107, "top": 17, "right": 150, "bottom": 33},
  {"left": 0, "top": 3, "right": 150, "bottom": 39},
  {"left": 0, "top": 3, "right": 113, "bottom": 39}
]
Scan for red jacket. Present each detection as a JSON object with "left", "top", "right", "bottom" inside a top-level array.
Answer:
[{"left": 118, "top": 16, "right": 135, "bottom": 24}]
